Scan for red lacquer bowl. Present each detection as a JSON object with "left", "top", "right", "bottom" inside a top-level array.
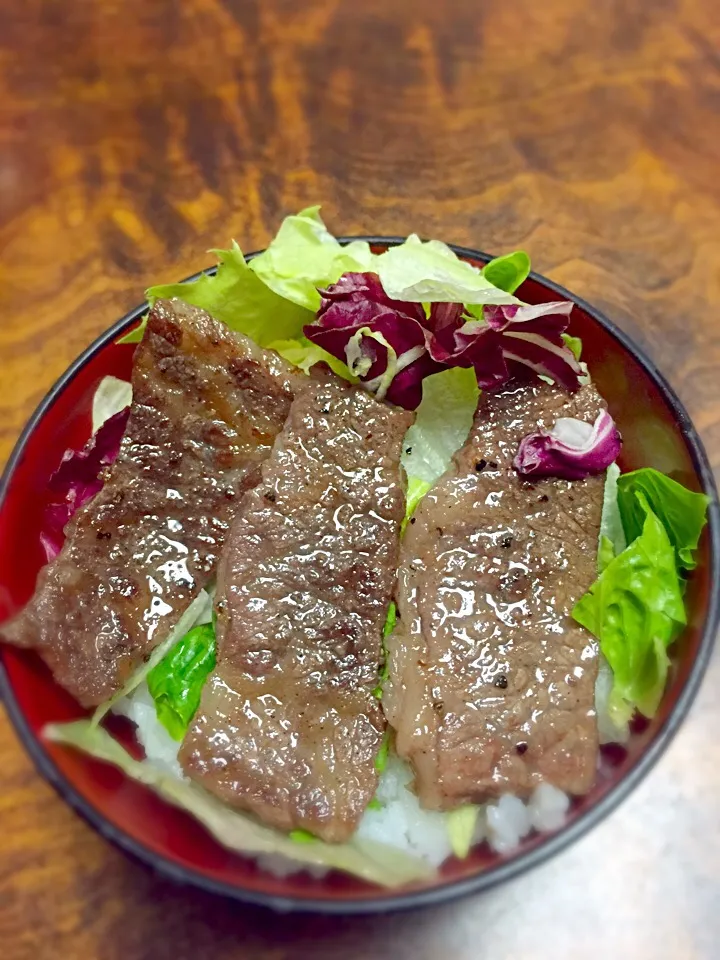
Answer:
[{"left": 1, "top": 240, "right": 718, "bottom": 914}]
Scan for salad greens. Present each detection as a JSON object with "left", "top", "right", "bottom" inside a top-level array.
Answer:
[
  {"left": 574, "top": 493, "right": 686, "bottom": 722},
  {"left": 123, "top": 207, "right": 582, "bottom": 409},
  {"left": 574, "top": 467, "right": 709, "bottom": 722},
  {"left": 383, "top": 602, "right": 398, "bottom": 638},
  {"left": 598, "top": 462, "right": 626, "bottom": 570},
  {"left": 617, "top": 468, "right": 710, "bottom": 570},
  {"left": 248, "top": 206, "right": 374, "bottom": 311},
  {"left": 561, "top": 333, "right": 583, "bottom": 362},
  {"left": 123, "top": 207, "right": 370, "bottom": 344},
  {"left": 93, "top": 588, "right": 214, "bottom": 724},
  {"left": 513, "top": 409, "right": 621, "bottom": 481},
  {"left": 373, "top": 603, "right": 398, "bottom": 699},
  {"left": 91, "top": 376, "right": 132, "bottom": 434},
  {"left": 40, "top": 406, "right": 129, "bottom": 563},
  {"left": 45, "top": 721, "right": 431, "bottom": 887},
  {"left": 481, "top": 250, "right": 531, "bottom": 295},
  {"left": 446, "top": 805, "right": 481, "bottom": 859},
  {"left": 288, "top": 829, "right": 316, "bottom": 844},
  {"left": 375, "top": 235, "right": 520, "bottom": 305},
  {"left": 374, "top": 730, "right": 391, "bottom": 774},
  {"left": 401, "top": 366, "right": 480, "bottom": 515},
  {"left": 405, "top": 477, "right": 433, "bottom": 521},
  {"left": 146, "top": 623, "right": 216, "bottom": 741},
  {"left": 122, "top": 242, "right": 311, "bottom": 346},
  {"left": 35, "top": 373, "right": 133, "bottom": 562},
  {"left": 266, "top": 336, "right": 355, "bottom": 382}
]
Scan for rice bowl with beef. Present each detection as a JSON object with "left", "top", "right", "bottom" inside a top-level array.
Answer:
[{"left": 0, "top": 208, "right": 712, "bottom": 890}]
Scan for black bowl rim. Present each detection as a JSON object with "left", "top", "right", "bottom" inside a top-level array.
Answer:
[{"left": 1, "top": 237, "right": 718, "bottom": 916}]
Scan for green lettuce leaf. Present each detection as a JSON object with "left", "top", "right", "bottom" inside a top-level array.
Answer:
[
  {"left": 45, "top": 721, "right": 432, "bottom": 887},
  {"left": 404, "top": 477, "right": 433, "bottom": 523},
  {"left": 573, "top": 493, "right": 686, "bottom": 720},
  {"left": 401, "top": 367, "right": 479, "bottom": 515},
  {"left": 598, "top": 462, "right": 626, "bottom": 571},
  {"left": 92, "top": 588, "right": 214, "bottom": 724},
  {"left": 268, "top": 336, "right": 356, "bottom": 382},
  {"left": 118, "top": 313, "right": 149, "bottom": 345},
  {"left": 289, "top": 829, "right": 316, "bottom": 843},
  {"left": 375, "top": 235, "right": 521, "bottom": 305},
  {"left": 446, "top": 805, "right": 480, "bottom": 859},
  {"left": 482, "top": 251, "right": 530, "bottom": 294},
  {"left": 597, "top": 536, "right": 616, "bottom": 575},
  {"left": 248, "top": 206, "right": 374, "bottom": 312},
  {"left": 374, "top": 730, "right": 391, "bottom": 773},
  {"left": 617, "top": 468, "right": 710, "bottom": 569},
  {"left": 91, "top": 376, "right": 132, "bottom": 433},
  {"left": 561, "top": 333, "right": 583, "bottom": 362},
  {"left": 121, "top": 242, "right": 313, "bottom": 346},
  {"left": 146, "top": 623, "right": 216, "bottom": 741},
  {"left": 383, "top": 602, "right": 397, "bottom": 638},
  {"left": 373, "top": 602, "right": 397, "bottom": 698}
]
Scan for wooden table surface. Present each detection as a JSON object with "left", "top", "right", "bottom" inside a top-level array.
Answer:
[{"left": 2, "top": 1, "right": 720, "bottom": 957}]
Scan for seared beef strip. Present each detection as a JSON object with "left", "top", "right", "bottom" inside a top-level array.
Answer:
[
  {"left": 2, "top": 298, "right": 301, "bottom": 706},
  {"left": 383, "top": 381, "right": 605, "bottom": 809},
  {"left": 180, "top": 380, "right": 412, "bottom": 842}
]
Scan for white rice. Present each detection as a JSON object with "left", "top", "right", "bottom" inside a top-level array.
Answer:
[
  {"left": 355, "top": 755, "right": 454, "bottom": 866},
  {"left": 113, "top": 654, "right": 620, "bottom": 877},
  {"left": 358, "top": 759, "right": 570, "bottom": 864}
]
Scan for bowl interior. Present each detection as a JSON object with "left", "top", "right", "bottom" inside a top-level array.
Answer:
[{"left": 0, "top": 244, "right": 717, "bottom": 912}]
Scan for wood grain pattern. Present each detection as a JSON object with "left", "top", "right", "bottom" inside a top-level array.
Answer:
[{"left": 1, "top": 0, "right": 719, "bottom": 957}]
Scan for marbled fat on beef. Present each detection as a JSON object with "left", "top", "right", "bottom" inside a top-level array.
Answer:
[
  {"left": 180, "top": 380, "right": 412, "bottom": 842},
  {"left": 2, "top": 298, "right": 300, "bottom": 706},
  {"left": 383, "top": 381, "right": 606, "bottom": 809}
]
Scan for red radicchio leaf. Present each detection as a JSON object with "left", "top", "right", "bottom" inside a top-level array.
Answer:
[
  {"left": 304, "top": 272, "right": 442, "bottom": 408},
  {"left": 304, "top": 273, "right": 583, "bottom": 408},
  {"left": 513, "top": 408, "right": 621, "bottom": 480},
  {"left": 40, "top": 408, "right": 130, "bottom": 561},
  {"left": 424, "top": 313, "right": 508, "bottom": 391},
  {"left": 484, "top": 302, "right": 582, "bottom": 392},
  {"left": 424, "top": 301, "right": 582, "bottom": 393}
]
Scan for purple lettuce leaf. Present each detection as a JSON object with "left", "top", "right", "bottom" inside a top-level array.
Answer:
[
  {"left": 425, "top": 301, "right": 582, "bottom": 393},
  {"left": 304, "top": 272, "right": 442, "bottom": 408},
  {"left": 40, "top": 408, "right": 130, "bottom": 561},
  {"left": 304, "top": 273, "right": 584, "bottom": 408},
  {"left": 513, "top": 408, "right": 622, "bottom": 481},
  {"left": 484, "top": 302, "right": 582, "bottom": 392},
  {"left": 424, "top": 313, "right": 508, "bottom": 390}
]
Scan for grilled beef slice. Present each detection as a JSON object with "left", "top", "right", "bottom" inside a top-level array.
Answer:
[
  {"left": 383, "top": 381, "right": 606, "bottom": 809},
  {"left": 180, "top": 380, "right": 412, "bottom": 842},
  {"left": 2, "top": 298, "right": 301, "bottom": 706}
]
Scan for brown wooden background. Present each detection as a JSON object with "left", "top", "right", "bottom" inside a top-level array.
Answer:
[{"left": 1, "top": 1, "right": 719, "bottom": 957}]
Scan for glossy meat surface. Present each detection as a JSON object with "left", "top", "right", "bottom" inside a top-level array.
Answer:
[
  {"left": 2, "top": 299, "right": 300, "bottom": 706},
  {"left": 180, "top": 380, "right": 412, "bottom": 842},
  {"left": 383, "top": 382, "right": 605, "bottom": 808}
]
